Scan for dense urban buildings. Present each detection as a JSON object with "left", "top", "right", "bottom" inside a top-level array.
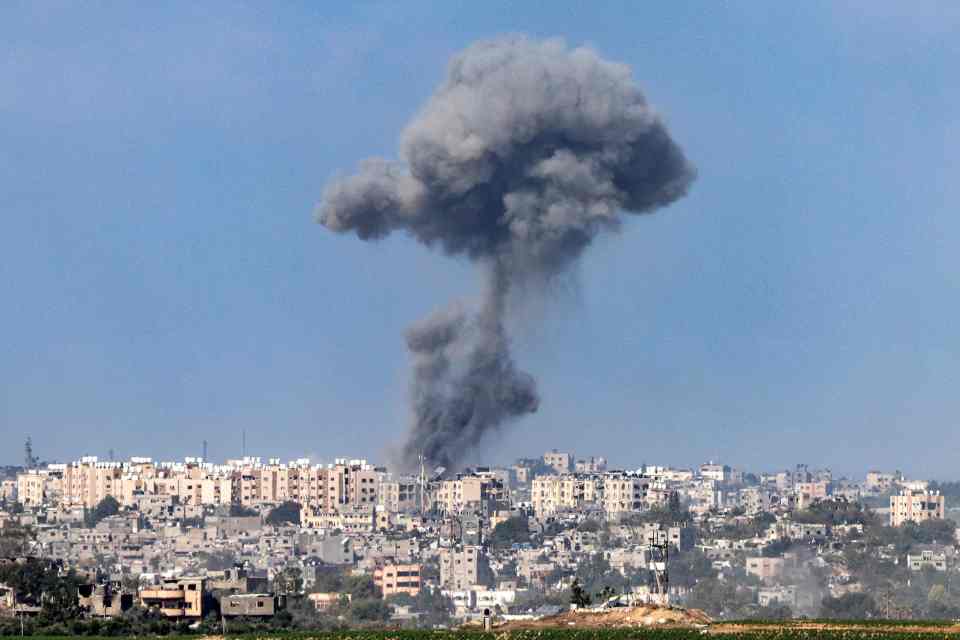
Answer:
[{"left": 1, "top": 448, "right": 958, "bottom": 629}]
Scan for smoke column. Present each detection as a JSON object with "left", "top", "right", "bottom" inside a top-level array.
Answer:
[{"left": 317, "top": 36, "right": 695, "bottom": 471}]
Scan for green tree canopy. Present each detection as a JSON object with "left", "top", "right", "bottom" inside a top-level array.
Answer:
[
  {"left": 489, "top": 516, "right": 531, "bottom": 548},
  {"left": 820, "top": 592, "right": 878, "bottom": 619},
  {"left": 266, "top": 501, "right": 301, "bottom": 526},
  {"left": 86, "top": 496, "right": 121, "bottom": 527}
]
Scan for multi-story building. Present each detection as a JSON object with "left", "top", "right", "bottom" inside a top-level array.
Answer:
[
  {"left": 543, "top": 450, "right": 572, "bottom": 474},
  {"left": 439, "top": 546, "right": 490, "bottom": 590},
  {"left": 531, "top": 474, "right": 601, "bottom": 516},
  {"left": 866, "top": 470, "right": 903, "bottom": 493},
  {"left": 890, "top": 490, "right": 945, "bottom": 527},
  {"left": 139, "top": 577, "right": 205, "bottom": 619},
  {"left": 378, "top": 476, "right": 419, "bottom": 513},
  {"left": 17, "top": 468, "right": 62, "bottom": 507},
  {"left": 435, "top": 473, "right": 506, "bottom": 514},
  {"left": 602, "top": 473, "right": 649, "bottom": 516},
  {"left": 373, "top": 562, "right": 421, "bottom": 597},
  {"left": 531, "top": 472, "right": 649, "bottom": 518},
  {"left": 574, "top": 457, "right": 607, "bottom": 473}
]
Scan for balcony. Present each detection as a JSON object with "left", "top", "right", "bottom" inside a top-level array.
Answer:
[{"left": 140, "top": 588, "right": 183, "bottom": 599}]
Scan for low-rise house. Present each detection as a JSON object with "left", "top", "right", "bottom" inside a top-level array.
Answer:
[
  {"left": 77, "top": 582, "right": 133, "bottom": 617},
  {"left": 307, "top": 592, "right": 348, "bottom": 611},
  {"left": 221, "top": 593, "right": 275, "bottom": 617},
  {"left": 758, "top": 585, "right": 795, "bottom": 607},
  {"left": 907, "top": 550, "right": 947, "bottom": 572},
  {"left": 139, "top": 576, "right": 205, "bottom": 619},
  {"left": 745, "top": 557, "right": 784, "bottom": 582}
]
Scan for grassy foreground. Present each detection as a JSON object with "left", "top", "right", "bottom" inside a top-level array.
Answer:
[{"left": 19, "top": 624, "right": 960, "bottom": 640}]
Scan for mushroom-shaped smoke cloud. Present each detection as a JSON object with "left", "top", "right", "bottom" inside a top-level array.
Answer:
[{"left": 317, "top": 36, "right": 695, "bottom": 471}]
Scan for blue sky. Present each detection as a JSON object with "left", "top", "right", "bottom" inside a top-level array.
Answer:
[{"left": 1, "top": 1, "right": 958, "bottom": 477}]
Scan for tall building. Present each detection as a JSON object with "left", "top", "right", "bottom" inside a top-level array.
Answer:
[
  {"left": 890, "top": 489, "right": 945, "bottom": 527},
  {"left": 543, "top": 450, "right": 572, "bottom": 474},
  {"left": 439, "top": 546, "right": 490, "bottom": 590}
]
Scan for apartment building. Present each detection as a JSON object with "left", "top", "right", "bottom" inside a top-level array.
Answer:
[
  {"left": 602, "top": 473, "right": 649, "bottom": 516},
  {"left": 890, "top": 489, "right": 945, "bottom": 527},
  {"left": 435, "top": 474, "right": 506, "bottom": 514},
  {"left": 17, "top": 468, "right": 62, "bottom": 507},
  {"left": 373, "top": 562, "right": 421, "bottom": 596},
  {"left": 139, "top": 577, "right": 205, "bottom": 619},
  {"left": 439, "top": 546, "right": 490, "bottom": 590},
  {"left": 17, "top": 456, "right": 383, "bottom": 513},
  {"left": 543, "top": 450, "right": 573, "bottom": 474},
  {"left": 0, "top": 480, "right": 16, "bottom": 502},
  {"left": 531, "top": 472, "right": 649, "bottom": 518},
  {"left": 866, "top": 470, "right": 903, "bottom": 493},
  {"left": 574, "top": 456, "right": 608, "bottom": 473},
  {"left": 531, "top": 475, "right": 601, "bottom": 516},
  {"left": 378, "top": 476, "right": 419, "bottom": 513}
]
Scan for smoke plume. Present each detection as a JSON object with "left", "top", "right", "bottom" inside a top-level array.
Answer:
[{"left": 317, "top": 36, "right": 695, "bottom": 470}]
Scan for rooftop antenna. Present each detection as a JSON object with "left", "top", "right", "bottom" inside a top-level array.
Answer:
[
  {"left": 649, "top": 529, "right": 670, "bottom": 606},
  {"left": 24, "top": 437, "right": 38, "bottom": 469}
]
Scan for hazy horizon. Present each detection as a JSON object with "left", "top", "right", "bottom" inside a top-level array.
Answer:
[{"left": 2, "top": 2, "right": 958, "bottom": 476}]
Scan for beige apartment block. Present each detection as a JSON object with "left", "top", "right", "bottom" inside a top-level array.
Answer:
[
  {"left": 866, "top": 470, "right": 902, "bottom": 493},
  {"left": 890, "top": 490, "right": 945, "bottom": 527},
  {"left": 531, "top": 475, "right": 601, "bottom": 517},
  {"left": 543, "top": 450, "right": 572, "bottom": 474},
  {"left": 373, "top": 562, "right": 421, "bottom": 597},
  {"left": 602, "top": 474, "right": 649, "bottom": 515},
  {"left": 139, "top": 577, "right": 205, "bottom": 619},
  {"left": 439, "top": 545, "right": 488, "bottom": 590},
  {"left": 0, "top": 480, "right": 17, "bottom": 502},
  {"left": 378, "top": 477, "right": 419, "bottom": 513},
  {"left": 435, "top": 475, "right": 505, "bottom": 514},
  {"left": 574, "top": 456, "right": 608, "bottom": 473},
  {"left": 16, "top": 467, "right": 66, "bottom": 507}
]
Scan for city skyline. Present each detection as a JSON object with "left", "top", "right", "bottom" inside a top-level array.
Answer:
[{"left": 3, "top": 3, "right": 959, "bottom": 474}]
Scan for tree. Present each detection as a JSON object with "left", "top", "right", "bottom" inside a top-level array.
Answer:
[
  {"left": 489, "top": 516, "right": 531, "bottom": 548},
  {"left": 85, "top": 496, "right": 120, "bottom": 527},
  {"left": 266, "top": 501, "right": 301, "bottom": 526},
  {"left": 569, "top": 578, "right": 591, "bottom": 607},
  {"left": 350, "top": 597, "right": 391, "bottom": 622},
  {"left": 229, "top": 504, "right": 259, "bottom": 517},
  {"left": 0, "top": 524, "right": 33, "bottom": 556},
  {"left": 343, "top": 574, "right": 380, "bottom": 599},
  {"left": 274, "top": 567, "right": 303, "bottom": 595},
  {"left": 198, "top": 550, "right": 237, "bottom": 571},
  {"left": 820, "top": 592, "right": 878, "bottom": 619},
  {"left": 413, "top": 587, "right": 454, "bottom": 628}
]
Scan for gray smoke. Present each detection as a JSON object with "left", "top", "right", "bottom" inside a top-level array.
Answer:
[{"left": 317, "top": 36, "right": 695, "bottom": 470}]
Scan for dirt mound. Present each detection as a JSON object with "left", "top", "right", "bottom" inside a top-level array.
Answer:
[{"left": 500, "top": 604, "right": 712, "bottom": 629}]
